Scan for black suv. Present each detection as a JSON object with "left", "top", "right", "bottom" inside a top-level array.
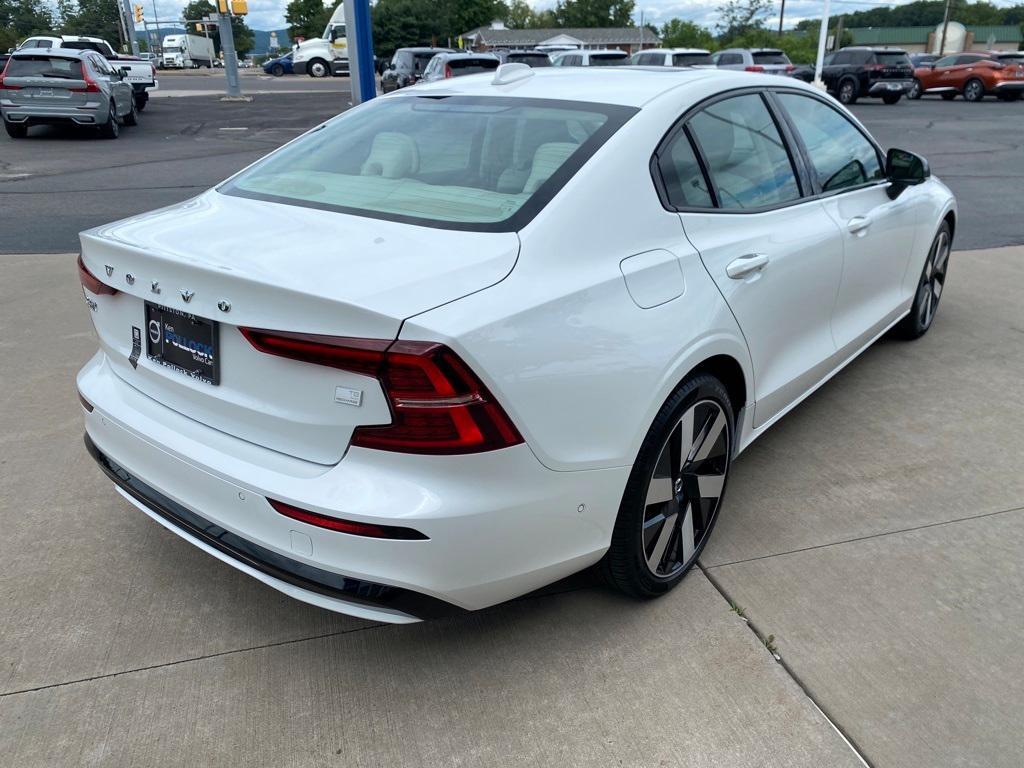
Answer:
[
  {"left": 381, "top": 47, "right": 456, "bottom": 93},
  {"left": 821, "top": 47, "right": 914, "bottom": 104}
]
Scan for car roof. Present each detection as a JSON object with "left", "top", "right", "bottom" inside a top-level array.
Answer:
[
  {"left": 12, "top": 47, "right": 89, "bottom": 59},
  {"left": 843, "top": 46, "right": 909, "bottom": 53},
  {"left": 643, "top": 48, "right": 711, "bottom": 54},
  {"left": 397, "top": 66, "right": 820, "bottom": 108},
  {"left": 435, "top": 52, "right": 498, "bottom": 60},
  {"left": 398, "top": 47, "right": 454, "bottom": 54}
]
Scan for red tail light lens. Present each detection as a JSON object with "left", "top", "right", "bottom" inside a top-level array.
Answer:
[
  {"left": 0, "top": 61, "right": 18, "bottom": 90},
  {"left": 744, "top": 65, "right": 764, "bottom": 72},
  {"left": 444, "top": 64, "right": 453, "bottom": 78},
  {"left": 70, "top": 69, "right": 102, "bottom": 93},
  {"left": 785, "top": 64, "right": 796, "bottom": 72},
  {"left": 239, "top": 329, "right": 523, "bottom": 455},
  {"left": 268, "top": 498, "right": 428, "bottom": 539},
  {"left": 77, "top": 255, "right": 119, "bottom": 296}
]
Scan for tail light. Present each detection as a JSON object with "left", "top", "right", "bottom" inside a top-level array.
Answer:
[
  {"left": 240, "top": 329, "right": 524, "bottom": 455},
  {"left": 444, "top": 64, "right": 453, "bottom": 78},
  {"left": 77, "top": 255, "right": 119, "bottom": 296},
  {"left": 268, "top": 498, "right": 428, "bottom": 540},
  {"left": 785, "top": 64, "right": 796, "bottom": 73},
  {"left": 0, "top": 60, "right": 18, "bottom": 90},
  {"left": 70, "top": 70, "right": 102, "bottom": 94},
  {"left": 744, "top": 65, "right": 764, "bottom": 72}
]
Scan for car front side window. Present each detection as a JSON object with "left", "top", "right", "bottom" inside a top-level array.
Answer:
[
  {"left": 687, "top": 93, "right": 800, "bottom": 210},
  {"left": 777, "top": 93, "right": 884, "bottom": 193}
]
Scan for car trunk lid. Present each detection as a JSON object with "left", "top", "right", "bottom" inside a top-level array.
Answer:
[
  {"left": 80, "top": 190, "right": 520, "bottom": 465},
  {"left": 1, "top": 56, "right": 92, "bottom": 108}
]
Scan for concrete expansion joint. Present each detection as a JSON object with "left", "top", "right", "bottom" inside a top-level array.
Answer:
[{"left": 698, "top": 563, "right": 876, "bottom": 768}]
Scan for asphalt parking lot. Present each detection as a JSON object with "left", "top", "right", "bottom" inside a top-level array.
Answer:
[{"left": 2, "top": 89, "right": 1023, "bottom": 766}]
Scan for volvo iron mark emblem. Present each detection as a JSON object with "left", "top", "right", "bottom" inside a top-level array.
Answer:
[{"left": 125, "top": 273, "right": 135, "bottom": 285}]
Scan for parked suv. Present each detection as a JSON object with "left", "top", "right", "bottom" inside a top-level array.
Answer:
[
  {"left": 820, "top": 47, "right": 914, "bottom": 104},
  {"left": 712, "top": 48, "right": 795, "bottom": 75},
  {"left": 494, "top": 50, "right": 552, "bottom": 67},
  {"left": 551, "top": 49, "right": 629, "bottom": 67},
  {"left": 632, "top": 48, "right": 713, "bottom": 67},
  {"left": 910, "top": 52, "right": 1024, "bottom": 101},
  {"left": 381, "top": 47, "right": 455, "bottom": 93},
  {"left": 419, "top": 52, "right": 499, "bottom": 83}
]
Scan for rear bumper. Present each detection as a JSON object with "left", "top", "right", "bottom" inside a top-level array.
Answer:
[
  {"left": 78, "top": 351, "right": 627, "bottom": 621},
  {"left": 993, "top": 81, "right": 1024, "bottom": 91},
  {"left": 1, "top": 103, "right": 106, "bottom": 125},
  {"left": 868, "top": 79, "right": 912, "bottom": 94}
]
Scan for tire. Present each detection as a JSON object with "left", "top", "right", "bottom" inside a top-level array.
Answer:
[
  {"left": 603, "top": 374, "right": 734, "bottom": 598},
  {"left": 4, "top": 120, "right": 27, "bottom": 139},
  {"left": 940, "top": 92, "right": 956, "bottom": 101},
  {"left": 963, "top": 78, "right": 985, "bottom": 102},
  {"left": 882, "top": 92, "right": 902, "bottom": 105},
  {"left": 134, "top": 92, "right": 148, "bottom": 111},
  {"left": 123, "top": 100, "right": 138, "bottom": 126},
  {"left": 271, "top": 64, "right": 284, "bottom": 77},
  {"left": 837, "top": 77, "right": 859, "bottom": 104},
  {"left": 891, "top": 222, "right": 951, "bottom": 340},
  {"left": 308, "top": 58, "right": 329, "bottom": 78},
  {"left": 98, "top": 101, "right": 120, "bottom": 139},
  {"left": 908, "top": 78, "right": 923, "bottom": 100}
]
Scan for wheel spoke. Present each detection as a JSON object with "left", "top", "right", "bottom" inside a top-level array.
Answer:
[
  {"left": 647, "top": 511, "right": 678, "bottom": 572},
  {"left": 932, "top": 278, "right": 943, "bottom": 302},
  {"left": 697, "top": 472, "right": 725, "bottom": 499},
  {"left": 680, "top": 503, "right": 695, "bottom": 563},
  {"left": 691, "top": 410, "right": 726, "bottom": 464},
  {"left": 676, "top": 407, "right": 695, "bottom": 474},
  {"left": 646, "top": 476, "right": 673, "bottom": 506}
]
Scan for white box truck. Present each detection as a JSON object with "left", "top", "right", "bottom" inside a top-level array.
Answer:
[
  {"left": 161, "top": 34, "right": 216, "bottom": 69},
  {"left": 292, "top": 3, "right": 349, "bottom": 77}
]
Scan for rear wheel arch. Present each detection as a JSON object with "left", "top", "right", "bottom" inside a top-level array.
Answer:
[
  {"left": 684, "top": 354, "right": 748, "bottom": 421},
  {"left": 943, "top": 210, "right": 956, "bottom": 242}
]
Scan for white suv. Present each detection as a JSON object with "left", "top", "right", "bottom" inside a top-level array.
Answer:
[
  {"left": 633, "top": 48, "right": 713, "bottom": 67},
  {"left": 551, "top": 49, "right": 629, "bottom": 67}
]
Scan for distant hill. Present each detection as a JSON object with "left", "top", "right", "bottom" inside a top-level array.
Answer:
[{"left": 135, "top": 27, "right": 291, "bottom": 57}]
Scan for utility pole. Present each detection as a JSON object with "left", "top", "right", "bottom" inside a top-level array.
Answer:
[
  {"left": 217, "top": 10, "right": 242, "bottom": 98},
  {"left": 938, "top": 0, "right": 952, "bottom": 54},
  {"left": 116, "top": 0, "right": 141, "bottom": 56},
  {"left": 778, "top": 0, "right": 786, "bottom": 35},
  {"left": 813, "top": 0, "right": 831, "bottom": 89}
]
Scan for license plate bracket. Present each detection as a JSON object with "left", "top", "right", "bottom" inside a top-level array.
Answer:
[{"left": 144, "top": 302, "right": 220, "bottom": 385}]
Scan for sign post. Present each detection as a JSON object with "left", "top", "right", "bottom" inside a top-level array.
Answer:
[
  {"left": 813, "top": 0, "right": 831, "bottom": 90},
  {"left": 343, "top": 0, "right": 376, "bottom": 104}
]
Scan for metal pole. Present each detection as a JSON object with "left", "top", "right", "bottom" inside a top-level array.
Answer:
[
  {"left": 218, "top": 12, "right": 242, "bottom": 97},
  {"left": 778, "top": 0, "right": 786, "bottom": 35},
  {"left": 938, "top": 0, "right": 952, "bottom": 54},
  {"left": 117, "top": 0, "right": 141, "bottom": 56},
  {"left": 813, "top": 0, "right": 831, "bottom": 89},
  {"left": 344, "top": 0, "right": 376, "bottom": 104}
]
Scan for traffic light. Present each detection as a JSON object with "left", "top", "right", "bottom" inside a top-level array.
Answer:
[
  {"left": 195, "top": 23, "right": 203, "bottom": 32},
  {"left": 231, "top": 0, "right": 248, "bottom": 15},
  {"left": 217, "top": 0, "right": 228, "bottom": 12},
  {"left": 133, "top": 4, "right": 144, "bottom": 22}
]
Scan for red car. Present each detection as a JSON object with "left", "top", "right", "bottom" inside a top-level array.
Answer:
[{"left": 910, "top": 51, "right": 1024, "bottom": 101}]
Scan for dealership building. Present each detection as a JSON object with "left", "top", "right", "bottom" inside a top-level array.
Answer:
[
  {"left": 460, "top": 21, "right": 660, "bottom": 54},
  {"left": 848, "top": 22, "right": 1023, "bottom": 53}
]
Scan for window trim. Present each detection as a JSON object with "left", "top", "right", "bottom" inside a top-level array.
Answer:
[
  {"left": 220, "top": 95, "right": 639, "bottom": 233},
  {"left": 650, "top": 85, "right": 891, "bottom": 216}
]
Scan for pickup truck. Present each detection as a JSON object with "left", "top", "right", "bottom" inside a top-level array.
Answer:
[{"left": 16, "top": 35, "right": 158, "bottom": 111}]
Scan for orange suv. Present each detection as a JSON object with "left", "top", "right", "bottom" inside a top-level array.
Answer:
[{"left": 910, "top": 51, "right": 1024, "bottom": 101}]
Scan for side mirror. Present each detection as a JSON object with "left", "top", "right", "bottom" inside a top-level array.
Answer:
[
  {"left": 886, "top": 148, "right": 929, "bottom": 198},
  {"left": 119, "top": 67, "right": 130, "bottom": 79}
]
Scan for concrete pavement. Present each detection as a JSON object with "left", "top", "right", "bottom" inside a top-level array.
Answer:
[{"left": 1, "top": 246, "right": 1021, "bottom": 765}]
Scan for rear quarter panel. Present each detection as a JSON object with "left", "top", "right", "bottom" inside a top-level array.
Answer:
[{"left": 401, "top": 93, "right": 752, "bottom": 472}]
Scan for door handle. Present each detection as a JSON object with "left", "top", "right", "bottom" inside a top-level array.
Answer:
[
  {"left": 726, "top": 253, "right": 770, "bottom": 279},
  {"left": 847, "top": 216, "right": 872, "bottom": 234}
]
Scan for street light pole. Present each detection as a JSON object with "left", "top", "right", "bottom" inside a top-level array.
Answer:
[
  {"left": 217, "top": 11, "right": 242, "bottom": 98},
  {"left": 938, "top": 0, "right": 952, "bottom": 55},
  {"left": 778, "top": 0, "right": 786, "bottom": 35}
]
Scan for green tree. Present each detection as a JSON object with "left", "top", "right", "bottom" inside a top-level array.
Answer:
[
  {"left": 660, "top": 18, "right": 713, "bottom": 49},
  {"left": 504, "top": 0, "right": 532, "bottom": 27},
  {"left": 59, "top": 0, "right": 123, "bottom": 48},
  {"left": 0, "top": 0, "right": 54, "bottom": 52},
  {"left": 286, "top": 0, "right": 339, "bottom": 40},
  {"left": 555, "top": 0, "right": 636, "bottom": 27},
  {"left": 716, "top": 0, "right": 772, "bottom": 38},
  {"left": 181, "top": 0, "right": 254, "bottom": 56}
]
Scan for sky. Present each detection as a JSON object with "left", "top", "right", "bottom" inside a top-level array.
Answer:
[{"left": 130, "top": 0, "right": 1022, "bottom": 37}]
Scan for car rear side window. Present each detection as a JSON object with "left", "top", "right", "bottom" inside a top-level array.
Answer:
[
  {"left": 658, "top": 130, "right": 714, "bottom": 209},
  {"left": 873, "top": 52, "right": 911, "bottom": 67},
  {"left": 590, "top": 54, "right": 628, "bottom": 66},
  {"left": 688, "top": 94, "right": 800, "bottom": 210},
  {"left": 717, "top": 53, "right": 743, "bottom": 65},
  {"left": 778, "top": 93, "right": 883, "bottom": 193},
  {"left": 5, "top": 56, "right": 83, "bottom": 78},
  {"left": 223, "top": 96, "right": 636, "bottom": 231}
]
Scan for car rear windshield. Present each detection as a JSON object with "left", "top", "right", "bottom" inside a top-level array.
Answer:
[
  {"left": 509, "top": 53, "right": 551, "bottom": 67},
  {"left": 673, "top": 53, "right": 712, "bottom": 66},
  {"left": 223, "top": 95, "right": 636, "bottom": 231},
  {"left": 753, "top": 51, "right": 790, "bottom": 64},
  {"left": 873, "top": 52, "right": 911, "bottom": 66},
  {"left": 6, "top": 56, "right": 83, "bottom": 78},
  {"left": 448, "top": 58, "right": 499, "bottom": 74},
  {"left": 58, "top": 41, "right": 109, "bottom": 55},
  {"left": 590, "top": 53, "right": 628, "bottom": 66},
  {"left": 411, "top": 52, "right": 437, "bottom": 71}
]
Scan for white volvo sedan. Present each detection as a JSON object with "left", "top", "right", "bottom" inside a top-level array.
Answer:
[{"left": 77, "top": 66, "right": 955, "bottom": 623}]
